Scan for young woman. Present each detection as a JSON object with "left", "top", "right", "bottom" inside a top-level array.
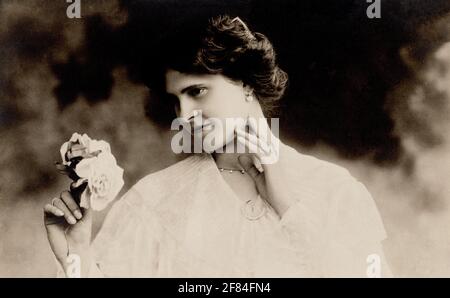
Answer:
[{"left": 43, "top": 15, "right": 392, "bottom": 277}]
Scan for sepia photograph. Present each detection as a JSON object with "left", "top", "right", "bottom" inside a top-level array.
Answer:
[{"left": 0, "top": 0, "right": 450, "bottom": 279}]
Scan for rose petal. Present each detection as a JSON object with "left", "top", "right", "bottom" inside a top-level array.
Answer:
[
  {"left": 59, "top": 141, "right": 70, "bottom": 165},
  {"left": 69, "top": 132, "right": 82, "bottom": 143},
  {"left": 89, "top": 140, "right": 111, "bottom": 155},
  {"left": 87, "top": 153, "right": 124, "bottom": 211},
  {"left": 74, "top": 158, "right": 95, "bottom": 179},
  {"left": 80, "top": 133, "right": 91, "bottom": 148}
]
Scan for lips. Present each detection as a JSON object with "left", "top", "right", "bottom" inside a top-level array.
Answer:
[{"left": 193, "top": 121, "right": 213, "bottom": 133}]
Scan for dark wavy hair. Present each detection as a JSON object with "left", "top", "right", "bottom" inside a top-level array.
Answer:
[{"left": 144, "top": 15, "right": 288, "bottom": 125}]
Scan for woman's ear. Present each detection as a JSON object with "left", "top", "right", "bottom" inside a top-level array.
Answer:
[
  {"left": 243, "top": 83, "right": 253, "bottom": 94},
  {"left": 243, "top": 84, "right": 254, "bottom": 102}
]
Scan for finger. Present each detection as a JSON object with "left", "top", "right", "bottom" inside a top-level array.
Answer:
[
  {"left": 247, "top": 117, "right": 260, "bottom": 136},
  {"left": 44, "top": 204, "right": 65, "bottom": 217},
  {"left": 43, "top": 203, "right": 66, "bottom": 226},
  {"left": 236, "top": 135, "right": 260, "bottom": 155},
  {"left": 236, "top": 134, "right": 269, "bottom": 159},
  {"left": 246, "top": 116, "right": 257, "bottom": 133},
  {"left": 252, "top": 155, "right": 264, "bottom": 173},
  {"left": 60, "top": 190, "right": 83, "bottom": 220},
  {"left": 237, "top": 127, "right": 280, "bottom": 165},
  {"left": 247, "top": 116, "right": 272, "bottom": 144},
  {"left": 235, "top": 135, "right": 265, "bottom": 173},
  {"left": 238, "top": 155, "right": 261, "bottom": 181},
  {"left": 53, "top": 197, "right": 77, "bottom": 225},
  {"left": 236, "top": 129, "right": 270, "bottom": 154}
]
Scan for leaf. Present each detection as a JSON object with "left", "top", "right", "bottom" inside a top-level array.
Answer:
[
  {"left": 54, "top": 161, "right": 68, "bottom": 173},
  {"left": 70, "top": 180, "right": 88, "bottom": 205},
  {"left": 54, "top": 161, "right": 80, "bottom": 181}
]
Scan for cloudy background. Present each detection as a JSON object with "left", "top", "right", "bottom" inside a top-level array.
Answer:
[{"left": 0, "top": 0, "right": 449, "bottom": 277}]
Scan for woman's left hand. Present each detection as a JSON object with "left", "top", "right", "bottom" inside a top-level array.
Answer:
[{"left": 235, "top": 117, "right": 296, "bottom": 217}]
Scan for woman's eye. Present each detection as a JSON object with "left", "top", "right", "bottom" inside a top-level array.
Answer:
[{"left": 188, "top": 87, "right": 208, "bottom": 98}]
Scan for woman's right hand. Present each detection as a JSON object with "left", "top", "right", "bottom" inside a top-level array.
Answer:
[{"left": 43, "top": 181, "right": 93, "bottom": 273}]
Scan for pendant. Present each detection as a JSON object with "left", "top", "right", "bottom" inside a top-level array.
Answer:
[{"left": 241, "top": 195, "right": 267, "bottom": 221}]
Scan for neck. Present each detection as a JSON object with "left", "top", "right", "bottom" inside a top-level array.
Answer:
[
  {"left": 212, "top": 144, "right": 245, "bottom": 170},
  {"left": 213, "top": 154, "right": 243, "bottom": 169}
]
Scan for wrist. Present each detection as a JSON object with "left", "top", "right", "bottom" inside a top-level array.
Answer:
[{"left": 61, "top": 241, "right": 94, "bottom": 277}]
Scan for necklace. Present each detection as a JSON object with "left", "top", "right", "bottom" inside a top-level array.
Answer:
[{"left": 218, "top": 167, "right": 246, "bottom": 174}]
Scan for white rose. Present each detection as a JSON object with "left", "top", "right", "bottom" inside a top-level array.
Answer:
[
  {"left": 58, "top": 133, "right": 124, "bottom": 211},
  {"left": 74, "top": 150, "right": 124, "bottom": 211},
  {"left": 60, "top": 133, "right": 90, "bottom": 165},
  {"left": 89, "top": 139, "right": 111, "bottom": 155},
  {"left": 60, "top": 133, "right": 111, "bottom": 165}
]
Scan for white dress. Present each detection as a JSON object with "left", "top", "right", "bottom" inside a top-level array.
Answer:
[{"left": 66, "top": 143, "right": 392, "bottom": 277}]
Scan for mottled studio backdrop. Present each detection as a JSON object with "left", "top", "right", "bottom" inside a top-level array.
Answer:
[{"left": 0, "top": 0, "right": 449, "bottom": 277}]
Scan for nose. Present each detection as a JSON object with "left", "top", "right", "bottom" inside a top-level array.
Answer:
[{"left": 178, "top": 96, "right": 199, "bottom": 120}]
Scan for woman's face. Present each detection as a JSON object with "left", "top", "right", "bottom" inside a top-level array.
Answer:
[{"left": 165, "top": 69, "right": 255, "bottom": 151}]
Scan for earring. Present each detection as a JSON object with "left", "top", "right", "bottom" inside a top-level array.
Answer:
[{"left": 245, "top": 93, "right": 254, "bottom": 102}]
